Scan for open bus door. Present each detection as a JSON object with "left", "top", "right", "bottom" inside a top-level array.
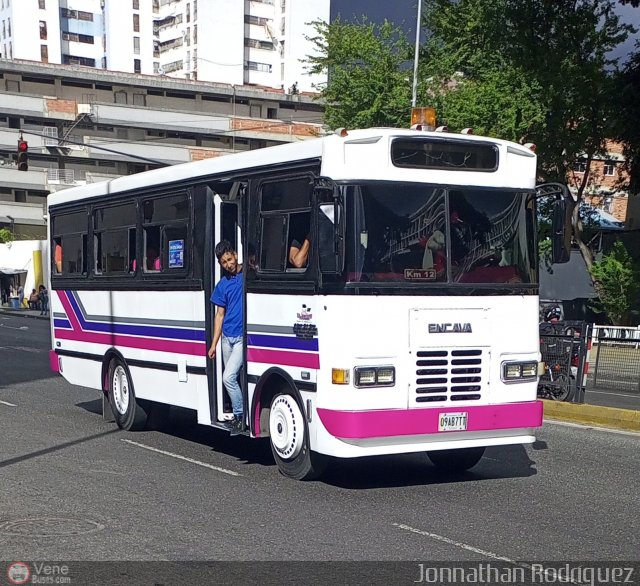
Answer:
[{"left": 205, "top": 184, "right": 246, "bottom": 429}]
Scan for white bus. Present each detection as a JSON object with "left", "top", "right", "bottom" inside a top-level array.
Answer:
[{"left": 48, "top": 127, "right": 568, "bottom": 480}]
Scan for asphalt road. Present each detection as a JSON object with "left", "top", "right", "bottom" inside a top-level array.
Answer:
[{"left": 1, "top": 313, "right": 639, "bottom": 584}]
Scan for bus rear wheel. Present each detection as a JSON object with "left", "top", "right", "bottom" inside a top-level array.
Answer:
[
  {"left": 269, "top": 393, "right": 326, "bottom": 481},
  {"left": 427, "top": 447, "right": 485, "bottom": 472},
  {"left": 107, "top": 358, "right": 147, "bottom": 431}
]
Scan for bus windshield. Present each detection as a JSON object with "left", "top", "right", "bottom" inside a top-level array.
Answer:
[{"left": 345, "top": 183, "right": 536, "bottom": 285}]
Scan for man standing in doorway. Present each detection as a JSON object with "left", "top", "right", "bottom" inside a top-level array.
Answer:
[{"left": 208, "top": 240, "right": 244, "bottom": 435}]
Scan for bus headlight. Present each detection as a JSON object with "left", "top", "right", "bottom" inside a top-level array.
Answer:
[
  {"left": 501, "top": 361, "right": 538, "bottom": 382},
  {"left": 354, "top": 366, "right": 396, "bottom": 388}
]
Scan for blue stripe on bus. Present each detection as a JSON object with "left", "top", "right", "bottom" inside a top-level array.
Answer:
[
  {"left": 247, "top": 333, "right": 318, "bottom": 352},
  {"left": 54, "top": 318, "right": 72, "bottom": 329},
  {"left": 66, "top": 291, "right": 206, "bottom": 342}
]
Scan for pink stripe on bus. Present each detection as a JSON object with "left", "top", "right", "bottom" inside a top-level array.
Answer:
[
  {"left": 317, "top": 401, "right": 543, "bottom": 439},
  {"left": 247, "top": 347, "right": 320, "bottom": 369},
  {"left": 54, "top": 328, "right": 206, "bottom": 356},
  {"left": 49, "top": 350, "right": 60, "bottom": 373},
  {"left": 56, "top": 290, "right": 83, "bottom": 331}
]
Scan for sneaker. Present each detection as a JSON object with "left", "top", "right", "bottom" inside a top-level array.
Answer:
[{"left": 229, "top": 417, "right": 244, "bottom": 436}]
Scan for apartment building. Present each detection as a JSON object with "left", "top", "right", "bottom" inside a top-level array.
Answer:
[
  {"left": 0, "top": 0, "right": 329, "bottom": 92},
  {"left": 0, "top": 59, "right": 324, "bottom": 239},
  {"left": 568, "top": 140, "right": 629, "bottom": 224}
]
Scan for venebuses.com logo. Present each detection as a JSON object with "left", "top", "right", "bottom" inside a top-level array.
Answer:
[{"left": 6, "top": 562, "right": 30, "bottom": 585}]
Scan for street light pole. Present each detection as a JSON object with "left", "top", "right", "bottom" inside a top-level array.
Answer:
[{"left": 411, "top": 1, "right": 423, "bottom": 108}]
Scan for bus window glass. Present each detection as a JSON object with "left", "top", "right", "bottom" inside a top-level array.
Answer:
[
  {"left": 391, "top": 138, "right": 498, "bottom": 171},
  {"left": 346, "top": 184, "right": 447, "bottom": 283},
  {"left": 52, "top": 211, "right": 87, "bottom": 276},
  {"left": 164, "top": 225, "right": 187, "bottom": 270},
  {"left": 258, "top": 177, "right": 313, "bottom": 273},
  {"left": 94, "top": 203, "right": 136, "bottom": 275},
  {"left": 143, "top": 194, "right": 189, "bottom": 222},
  {"left": 261, "top": 177, "right": 311, "bottom": 212},
  {"left": 449, "top": 189, "right": 535, "bottom": 284},
  {"left": 260, "top": 215, "right": 286, "bottom": 271},
  {"left": 142, "top": 194, "right": 190, "bottom": 273},
  {"left": 143, "top": 226, "right": 161, "bottom": 272}
]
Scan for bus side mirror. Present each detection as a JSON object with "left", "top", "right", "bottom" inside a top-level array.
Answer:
[
  {"left": 551, "top": 194, "right": 574, "bottom": 264},
  {"left": 318, "top": 202, "right": 344, "bottom": 274}
]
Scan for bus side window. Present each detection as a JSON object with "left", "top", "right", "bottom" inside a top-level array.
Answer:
[
  {"left": 258, "top": 176, "right": 312, "bottom": 274},
  {"left": 143, "top": 226, "right": 161, "bottom": 272}
]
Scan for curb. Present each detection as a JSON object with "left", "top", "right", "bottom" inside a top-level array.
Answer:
[{"left": 543, "top": 399, "right": 640, "bottom": 432}]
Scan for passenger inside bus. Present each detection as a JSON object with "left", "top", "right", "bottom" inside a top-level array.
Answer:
[{"left": 288, "top": 213, "right": 311, "bottom": 269}]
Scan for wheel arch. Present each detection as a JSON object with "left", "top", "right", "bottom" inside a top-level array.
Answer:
[
  {"left": 250, "top": 367, "right": 304, "bottom": 438},
  {"left": 101, "top": 348, "right": 129, "bottom": 393}
]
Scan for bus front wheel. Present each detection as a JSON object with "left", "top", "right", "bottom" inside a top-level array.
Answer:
[
  {"left": 427, "top": 447, "right": 486, "bottom": 472},
  {"left": 269, "top": 393, "right": 326, "bottom": 481},
  {"left": 107, "top": 358, "right": 147, "bottom": 431}
]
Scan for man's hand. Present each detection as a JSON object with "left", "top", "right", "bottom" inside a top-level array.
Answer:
[{"left": 208, "top": 344, "right": 216, "bottom": 359}]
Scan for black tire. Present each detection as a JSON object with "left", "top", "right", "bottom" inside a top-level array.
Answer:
[
  {"left": 427, "top": 447, "right": 486, "bottom": 472},
  {"left": 550, "top": 373, "right": 574, "bottom": 402},
  {"left": 268, "top": 393, "right": 327, "bottom": 480},
  {"left": 107, "top": 358, "right": 148, "bottom": 431}
]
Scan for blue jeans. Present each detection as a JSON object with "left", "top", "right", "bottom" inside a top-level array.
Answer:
[{"left": 221, "top": 335, "right": 244, "bottom": 418}]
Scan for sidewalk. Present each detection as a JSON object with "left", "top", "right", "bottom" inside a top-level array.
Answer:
[{"left": 0, "top": 306, "right": 50, "bottom": 320}]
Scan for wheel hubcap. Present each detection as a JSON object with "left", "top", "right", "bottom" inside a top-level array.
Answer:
[
  {"left": 270, "top": 395, "right": 304, "bottom": 460},
  {"left": 112, "top": 365, "right": 129, "bottom": 415}
]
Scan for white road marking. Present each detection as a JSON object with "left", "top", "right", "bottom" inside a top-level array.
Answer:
[
  {"left": 0, "top": 400, "right": 17, "bottom": 407},
  {"left": 121, "top": 439, "right": 241, "bottom": 477},
  {"left": 393, "top": 523, "right": 583, "bottom": 584},
  {"left": 393, "top": 523, "right": 520, "bottom": 564}
]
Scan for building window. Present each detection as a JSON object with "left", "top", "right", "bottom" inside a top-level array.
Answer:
[
  {"left": 267, "top": 107, "right": 277, "bottom": 119},
  {"left": 2, "top": 21, "right": 5, "bottom": 40},
  {"left": 133, "top": 36, "right": 140, "bottom": 54},
  {"left": 193, "top": 0, "right": 197, "bottom": 21},
  {"left": 185, "top": 27, "right": 190, "bottom": 46},
  {"left": 153, "top": 61, "right": 160, "bottom": 73},
  {"left": 41, "top": 44, "right": 48, "bottom": 62},
  {"left": 132, "top": 0, "right": 139, "bottom": 8},
  {"left": 8, "top": 41, "right": 11, "bottom": 58},
  {"left": 62, "top": 54, "right": 95, "bottom": 67},
  {"left": 7, "top": 17, "right": 10, "bottom": 37},
  {"left": 78, "top": 11, "right": 93, "bottom": 21},
  {"left": 246, "top": 61, "right": 272, "bottom": 73},
  {"left": 62, "top": 32, "right": 94, "bottom": 44},
  {"left": 603, "top": 161, "right": 615, "bottom": 176},
  {"left": 186, "top": 3, "right": 190, "bottom": 23},
  {"left": 134, "top": 58, "right": 141, "bottom": 73},
  {"left": 39, "top": 0, "right": 45, "bottom": 7},
  {"left": 193, "top": 24, "right": 197, "bottom": 44},
  {"left": 133, "top": 13, "right": 140, "bottom": 32},
  {"left": 573, "top": 160, "right": 586, "bottom": 173}
]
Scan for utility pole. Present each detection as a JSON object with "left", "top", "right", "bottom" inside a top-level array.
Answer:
[{"left": 411, "top": 1, "right": 423, "bottom": 108}]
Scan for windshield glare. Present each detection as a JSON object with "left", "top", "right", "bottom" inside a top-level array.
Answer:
[{"left": 345, "top": 183, "right": 536, "bottom": 285}]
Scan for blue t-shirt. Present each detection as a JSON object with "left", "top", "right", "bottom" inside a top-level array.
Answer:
[{"left": 210, "top": 271, "right": 244, "bottom": 338}]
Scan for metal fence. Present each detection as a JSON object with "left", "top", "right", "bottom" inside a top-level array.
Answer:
[{"left": 588, "top": 326, "right": 640, "bottom": 393}]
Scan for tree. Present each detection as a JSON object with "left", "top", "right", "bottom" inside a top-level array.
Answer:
[
  {"left": 304, "top": 18, "right": 413, "bottom": 130},
  {"left": 421, "top": 0, "right": 633, "bottom": 298},
  {"left": 0, "top": 228, "right": 13, "bottom": 244},
  {"left": 612, "top": 43, "right": 640, "bottom": 196},
  {"left": 589, "top": 241, "right": 640, "bottom": 324}
]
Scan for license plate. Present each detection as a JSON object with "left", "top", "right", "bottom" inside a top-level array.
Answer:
[{"left": 438, "top": 412, "right": 468, "bottom": 432}]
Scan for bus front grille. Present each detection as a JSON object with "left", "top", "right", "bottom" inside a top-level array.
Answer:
[{"left": 414, "top": 349, "right": 483, "bottom": 403}]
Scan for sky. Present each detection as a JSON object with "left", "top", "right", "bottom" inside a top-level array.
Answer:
[{"left": 330, "top": 0, "right": 639, "bottom": 63}]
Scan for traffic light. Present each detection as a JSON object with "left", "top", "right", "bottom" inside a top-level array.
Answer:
[{"left": 17, "top": 140, "right": 28, "bottom": 171}]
